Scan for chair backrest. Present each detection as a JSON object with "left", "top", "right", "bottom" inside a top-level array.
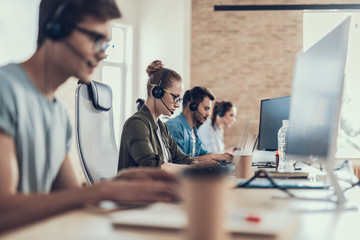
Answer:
[{"left": 75, "top": 80, "right": 119, "bottom": 183}]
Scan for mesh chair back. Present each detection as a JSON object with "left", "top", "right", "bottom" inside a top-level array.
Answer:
[{"left": 75, "top": 80, "right": 119, "bottom": 183}]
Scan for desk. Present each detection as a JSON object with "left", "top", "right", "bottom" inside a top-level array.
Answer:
[{"left": 1, "top": 186, "right": 360, "bottom": 240}]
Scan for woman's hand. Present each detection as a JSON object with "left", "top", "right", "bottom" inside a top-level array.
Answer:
[
  {"left": 99, "top": 168, "right": 181, "bottom": 204},
  {"left": 115, "top": 167, "right": 179, "bottom": 183},
  {"left": 208, "top": 152, "right": 234, "bottom": 162},
  {"left": 191, "top": 159, "right": 221, "bottom": 168}
]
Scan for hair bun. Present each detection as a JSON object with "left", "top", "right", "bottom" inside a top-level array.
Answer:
[
  {"left": 146, "top": 60, "right": 164, "bottom": 76},
  {"left": 136, "top": 98, "right": 145, "bottom": 111}
]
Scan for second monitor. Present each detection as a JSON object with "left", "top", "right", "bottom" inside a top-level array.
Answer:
[{"left": 257, "top": 96, "right": 291, "bottom": 151}]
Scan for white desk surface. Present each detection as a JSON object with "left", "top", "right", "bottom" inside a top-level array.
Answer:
[{"left": 1, "top": 185, "right": 360, "bottom": 240}]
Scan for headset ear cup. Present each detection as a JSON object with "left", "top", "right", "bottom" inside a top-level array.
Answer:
[
  {"left": 45, "top": 20, "right": 73, "bottom": 40},
  {"left": 217, "top": 103, "right": 226, "bottom": 117},
  {"left": 151, "top": 69, "right": 168, "bottom": 99},
  {"left": 152, "top": 86, "right": 165, "bottom": 99},
  {"left": 189, "top": 89, "right": 198, "bottom": 111},
  {"left": 45, "top": 21, "right": 63, "bottom": 40},
  {"left": 44, "top": 3, "right": 73, "bottom": 40},
  {"left": 189, "top": 102, "right": 198, "bottom": 111}
]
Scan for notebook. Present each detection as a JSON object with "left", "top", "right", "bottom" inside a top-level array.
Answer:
[
  {"left": 109, "top": 202, "right": 300, "bottom": 239},
  {"left": 237, "top": 179, "right": 330, "bottom": 189},
  {"left": 255, "top": 170, "right": 309, "bottom": 179}
]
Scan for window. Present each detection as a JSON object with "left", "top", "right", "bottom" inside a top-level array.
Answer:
[
  {"left": 304, "top": 12, "right": 360, "bottom": 159},
  {"left": 101, "top": 24, "right": 133, "bottom": 148}
]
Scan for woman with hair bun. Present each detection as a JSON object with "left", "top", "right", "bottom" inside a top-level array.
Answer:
[
  {"left": 198, "top": 101, "right": 237, "bottom": 153},
  {"left": 118, "top": 60, "right": 219, "bottom": 174}
]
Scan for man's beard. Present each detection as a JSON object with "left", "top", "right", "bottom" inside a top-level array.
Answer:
[{"left": 194, "top": 112, "right": 205, "bottom": 128}]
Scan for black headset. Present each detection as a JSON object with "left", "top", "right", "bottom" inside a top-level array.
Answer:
[
  {"left": 44, "top": 2, "right": 74, "bottom": 40},
  {"left": 189, "top": 89, "right": 198, "bottom": 111},
  {"left": 218, "top": 102, "right": 226, "bottom": 117},
  {"left": 152, "top": 69, "right": 169, "bottom": 99}
]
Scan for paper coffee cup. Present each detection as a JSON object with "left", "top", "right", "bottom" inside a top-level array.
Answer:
[
  {"left": 182, "top": 167, "right": 230, "bottom": 240},
  {"left": 233, "top": 151, "right": 252, "bottom": 179}
]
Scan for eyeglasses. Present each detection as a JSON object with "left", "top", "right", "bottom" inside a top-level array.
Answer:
[
  {"left": 74, "top": 26, "right": 110, "bottom": 53},
  {"left": 151, "top": 84, "right": 183, "bottom": 103},
  {"left": 163, "top": 88, "right": 183, "bottom": 104}
]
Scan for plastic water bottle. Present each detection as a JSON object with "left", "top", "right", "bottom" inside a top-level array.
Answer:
[{"left": 277, "top": 120, "right": 291, "bottom": 172}]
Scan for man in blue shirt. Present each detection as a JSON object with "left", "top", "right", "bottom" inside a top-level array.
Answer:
[{"left": 166, "top": 86, "right": 233, "bottom": 162}]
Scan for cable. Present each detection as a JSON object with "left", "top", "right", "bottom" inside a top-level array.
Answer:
[
  {"left": 237, "top": 169, "right": 296, "bottom": 198},
  {"left": 43, "top": 43, "right": 52, "bottom": 184},
  {"left": 335, "top": 180, "right": 360, "bottom": 194},
  {"left": 334, "top": 160, "right": 349, "bottom": 171},
  {"left": 154, "top": 97, "right": 157, "bottom": 119},
  {"left": 236, "top": 169, "right": 346, "bottom": 203},
  {"left": 44, "top": 42, "right": 49, "bottom": 95},
  {"left": 237, "top": 163, "right": 360, "bottom": 203}
]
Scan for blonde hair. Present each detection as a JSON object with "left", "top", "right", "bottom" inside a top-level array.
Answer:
[{"left": 146, "top": 60, "right": 182, "bottom": 97}]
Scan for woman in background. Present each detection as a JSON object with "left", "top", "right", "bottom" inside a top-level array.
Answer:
[
  {"left": 198, "top": 101, "right": 236, "bottom": 153},
  {"left": 118, "top": 60, "right": 219, "bottom": 174}
]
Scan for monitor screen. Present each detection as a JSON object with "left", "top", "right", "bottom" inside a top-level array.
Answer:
[
  {"left": 257, "top": 96, "right": 291, "bottom": 151},
  {"left": 286, "top": 16, "right": 350, "bottom": 162}
]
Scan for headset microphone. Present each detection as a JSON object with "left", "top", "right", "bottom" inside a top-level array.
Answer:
[
  {"left": 196, "top": 110, "right": 207, "bottom": 120},
  {"left": 63, "top": 40, "right": 95, "bottom": 68},
  {"left": 160, "top": 98, "right": 174, "bottom": 115}
]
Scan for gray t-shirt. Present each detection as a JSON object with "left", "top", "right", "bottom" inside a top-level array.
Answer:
[{"left": 0, "top": 63, "right": 72, "bottom": 193}]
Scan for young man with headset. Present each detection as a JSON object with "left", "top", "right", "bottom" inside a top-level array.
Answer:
[
  {"left": 166, "top": 86, "right": 234, "bottom": 162},
  {"left": 0, "top": 0, "right": 179, "bottom": 231}
]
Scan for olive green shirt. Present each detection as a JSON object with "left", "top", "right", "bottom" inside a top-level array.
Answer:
[{"left": 118, "top": 105, "right": 194, "bottom": 170}]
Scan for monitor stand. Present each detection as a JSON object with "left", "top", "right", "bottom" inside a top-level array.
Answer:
[
  {"left": 325, "top": 159, "right": 346, "bottom": 204},
  {"left": 273, "top": 158, "right": 357, "bottom": 212},
  {"left": 323, "top": 158, "right": 357, "bottom": 211}
]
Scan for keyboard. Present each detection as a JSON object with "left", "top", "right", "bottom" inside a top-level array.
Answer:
[{"left": 237, "top": 179, "right": 330, "bottom": 189}]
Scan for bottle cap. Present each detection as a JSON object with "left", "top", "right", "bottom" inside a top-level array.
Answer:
[{"left": 282, "top": 120, "right": 289, "bottom": 126}]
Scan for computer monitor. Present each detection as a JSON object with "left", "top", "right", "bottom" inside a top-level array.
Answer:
[
  {"left": 258, "top": 96, "right": 291, "bottom": 151},
  {"left": 286, "top": 16, "right": 351, "bottom": 204}
]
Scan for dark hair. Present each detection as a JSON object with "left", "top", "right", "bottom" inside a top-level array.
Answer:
[
  {"left": 211, "top": 101, "right": 233, "bottom": 128},
  {"left": 146, "top": 60, "right": 182, "bottom": 97},
  {"left": 37, "top": 0, "right": 121, "bottom": 48},
  {"left": 182, "top": 86, "right": 215, "bottom": 109}
]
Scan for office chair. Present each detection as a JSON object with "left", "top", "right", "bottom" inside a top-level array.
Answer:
[{"left": 75, "top": 80, "right": 119, "bottom": 183}]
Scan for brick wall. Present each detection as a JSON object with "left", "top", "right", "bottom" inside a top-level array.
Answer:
[{"left": 191, "top": 0, "right": 358, "bottom": 149}]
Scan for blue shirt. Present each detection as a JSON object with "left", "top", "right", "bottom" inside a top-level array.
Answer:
[{"left": 166, "top": 113, "right": 208, "bottom": 157}]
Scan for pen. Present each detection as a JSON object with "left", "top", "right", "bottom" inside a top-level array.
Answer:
[
  {"left": 232, "top": 211, "right": 261, "bottom": 223},
  {"left": 245, "top": 215, "right": 261, "bottom": 223},
  {"left": 232, "top": 147, "right": 242, "bottom": 153}
]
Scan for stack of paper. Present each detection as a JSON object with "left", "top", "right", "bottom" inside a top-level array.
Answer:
[{"left": 109, "top": 203, "right": 299, "bottom": 239}]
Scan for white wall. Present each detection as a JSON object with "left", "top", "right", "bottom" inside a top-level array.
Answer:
[
  {"left": 137, "top": 0, "right": 191, "bottom": 98},
  {"left": 116, "top": 0, "right": 191, "bottom": 112},
  {"left": 0, "top": 0, "right": 191, "bottom": 111},
  {"left": 117, "top": 0, "right": 191, "bottom": 111},
  {"left": 0, "top": 0, "right": 40, "bottom": 66}
]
